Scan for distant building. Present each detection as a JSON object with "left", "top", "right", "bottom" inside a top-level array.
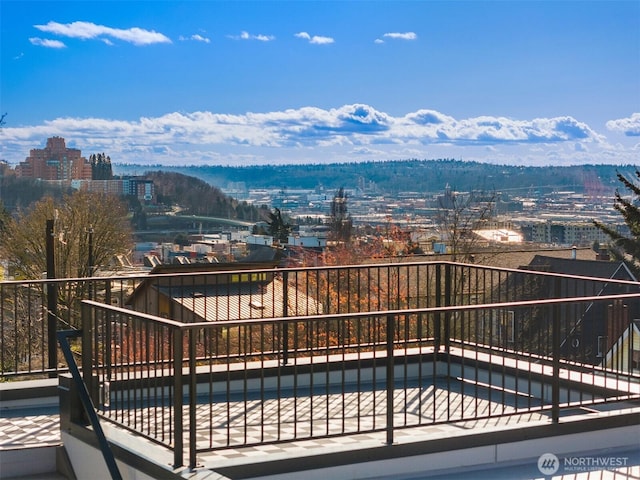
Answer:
[
  {"left": 123, "top": 177, "right": 154, "bottom": 201},
  {"left": 71, "top": 177, "right": 154, "bottom": 202},
  {"left": 518, "top": 219, "right": 612, "bottom": 246},
  {"left": 246, "top": 234, "right": 274, "bottom": 247},
  {"left": 473, "top": 228, "right": 523, "bottom": 244},
  {"left": 287, "top": 234, "right": 327, "bottom": 249},
  {"left": 16, "top": 136, "right": 92, "bottom": 181},
  {"left": 15, "top": 137, "right": 154, "bottom": 201}
]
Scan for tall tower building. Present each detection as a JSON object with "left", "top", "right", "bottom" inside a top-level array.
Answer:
[{"left": 16, "top": 137, "right": 92, "bottom": 181}]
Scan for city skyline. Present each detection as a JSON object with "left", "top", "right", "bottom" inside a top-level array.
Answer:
[{"left": 1, "top": 1, "right": 638, "bottom": 167}]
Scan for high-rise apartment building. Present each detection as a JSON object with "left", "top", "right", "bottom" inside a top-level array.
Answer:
[{"left": 16, "top": 136, "right": 92, "bottom": 181}]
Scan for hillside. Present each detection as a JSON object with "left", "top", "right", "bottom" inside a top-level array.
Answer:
[
  {"left": 0, "top": 170, "right": 268, "bottom": 225},
  {"left": 144, "top": 171, "right": 268, "bottom": 222}
]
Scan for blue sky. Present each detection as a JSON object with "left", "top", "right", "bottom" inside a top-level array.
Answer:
[{"left": 1, "top": 1, "right": 639, "bottom": 167}]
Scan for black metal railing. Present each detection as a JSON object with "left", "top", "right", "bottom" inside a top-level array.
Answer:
[
  {"left": 79, "top": 289, "right": 640, "bottom": 469},
  {"left": 3, "top": 261, "right": 640, "bottom": 379}
]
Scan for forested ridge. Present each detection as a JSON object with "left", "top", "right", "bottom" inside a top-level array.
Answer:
[
  {"left": 144, "top": 171, "right": 268, "bottom": 221},
  {"left": 116, "top": 160, "right": 636, "bottom": 195},
  {"left": 2, "top": 160, "right": 633, "bottom": 217}
]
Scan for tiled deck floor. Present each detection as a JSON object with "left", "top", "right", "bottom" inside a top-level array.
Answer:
[
  {"left": 0, "top": 407, "right": 60, "bottom": 449},
  {"left": 0, "top": 380, "right": 548, "bottom": 457},
  {"left": 99, "top": 378, "right": 549, "bottom": 456},
  {"left": 90, "top": 380, "right": 555, "bottom": 474},
  {"left": 198, "top": 384, "right": 547, "bottom": 453},
  {"left": 2, "top": 382, "right": 638, "bottom": 479}
]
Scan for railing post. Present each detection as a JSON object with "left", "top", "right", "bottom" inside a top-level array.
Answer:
[
  {"left": 282, "top": 271, "right": 289, "bottom": 365},
  {"left": 386, "top": 314, "right": 395, "bottom": 445},
  {"left": 444, "top": 263, "right": 452, "bottom": 354},
  {"left": 81, "top": 301, "right": 94, "bottom": 402},
  {"left": 46, "top": 219, "right": 58, "bottom": 377},
  {"left": 552, "top": 278, "right": 561, "bottom": 424},
  {"left": 435, "top": 264, "right": 442, "bottom": 352},
  {"left": 188, "top": 329, "right": 197, "bottom": 470},
  {"left": 173, "top": 328, "right": 184, "bottom": 468}
]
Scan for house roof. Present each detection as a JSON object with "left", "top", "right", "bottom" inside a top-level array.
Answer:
[
  {"left": 240, "top": 246, "right": 283, "bottom": 263},
  {"left": 126, "top": 261, "right": 282, "bottom": 307},
  {"left": 146, "top": 261, "right": 280, "bottom": 276},
  {"left": 162, "top": 277, "right": 323, "bottom": 321},
  {"left": 522, "top": 255, "right": 637, "bottom": 281}
]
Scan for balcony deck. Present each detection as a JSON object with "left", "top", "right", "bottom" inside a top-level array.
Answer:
[
  {"left": 2, "top": 261, "right": 640, "bottom": 479},
  {"left": 0, "top": 364, "right": 640, "bottom": 479},
  {"left": 9, "top": 383, "right": 632, "bottom": 479}
]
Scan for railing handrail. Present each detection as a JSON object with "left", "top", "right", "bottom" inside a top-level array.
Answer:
[
  {"left": 3, "top": 258, "right": 640, "bottom": 287},
  {"left": 83, "top": 290, "right": 640, "bottom": 330},
  {"left": 5, "top": 259, "right": 640, "bottom": 380},
  {"left": 80, "top": 281, "right": 640, "bottom": 469}
]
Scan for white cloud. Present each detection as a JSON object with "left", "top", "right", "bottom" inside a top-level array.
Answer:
[
  {"left": 351, "top": 147, "right": 386, "bottom": 156},
  {"left": 382, "top": 32, "right": 417, "bottom": 41},
  {"left": 295, "top": 32, "right": 334, "bottom": 44},
  {"left": 606, "top": 113, "right": 640, "bottom": 136},
  {"left": 374, "top": 38, "right": 384, "bottom": 44},
  {"left": 311, "top": 36, "right": 334, "bottom": 45},
  {"left": 33, "top": 21, "right": 171, "bottom": 46},
  {"left": 2, "top": 105, "right": 634, "bottom": 166},
  {"left": 396, "top": 112, "right": 605, "bottom": 145},
  {"left": 230, "top": 31, "right": 275, "bottom": 42},
  {"left": 255, "top": 34, "right": 274, "bottom": 42},
  {"left": 180, "top": 34, "right": 211, "bottom": 43},
  {"left": 29, "top": 37, "right": 66, "bottom": 48}
]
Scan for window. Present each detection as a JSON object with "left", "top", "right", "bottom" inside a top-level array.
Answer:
[
  {"left": 231, "top": 272, "right": 268, "bottom": 283},
  {"left": 504, "top": 310, "right": 515, "bottom": 343},
  {"left": 492, "top": 310, "right": 515, "bottom": 344},
  {"left": 597, "top": 335, "right": 607, "bottom": 357}
]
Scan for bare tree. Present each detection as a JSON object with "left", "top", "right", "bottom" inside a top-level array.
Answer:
[
  {"left": 0, "top": 190, "right": 133, "bottom": 369},
  {"left": 436, "top": 186, "right": 496, "bottom": 262},
  {"left": 1, "top": 190, "right": 133, "bottom": 280}
]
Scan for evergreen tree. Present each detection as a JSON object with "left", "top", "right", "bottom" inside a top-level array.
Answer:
[
  {"left": 90, "top": 153, "right": 113, "bottom": 180},
  {"left": 267, "top": 208, "right": 291, "bottom": 244},
  {"left": 594, "top": 169, "right": 640, "bottom": 272}
]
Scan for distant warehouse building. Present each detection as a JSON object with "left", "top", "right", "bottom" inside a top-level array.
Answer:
[
  {"left": 71, "top": 177, "right": 155, "bottom": 202},
  {"left": 518, "top": 219, "right": 615, "bottom": 246}
]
